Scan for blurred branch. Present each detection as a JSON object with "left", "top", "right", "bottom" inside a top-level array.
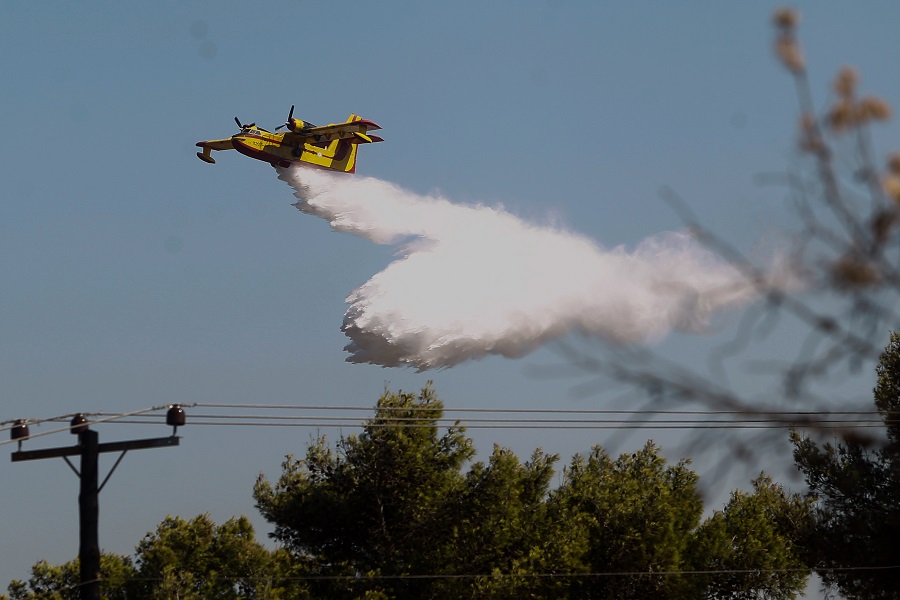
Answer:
[{"left": 556, "top": 8, "right": 900, "bottom": 459}]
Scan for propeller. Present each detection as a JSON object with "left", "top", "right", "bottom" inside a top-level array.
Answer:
[
  {"left": 234, "top": 117, "right": 255, "bottom": 130},
  {"left": 275, "top": 105, "right": 296, "bottom": 131}
]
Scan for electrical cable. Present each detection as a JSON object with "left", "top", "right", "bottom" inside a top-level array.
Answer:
[
  {"left": 93, "top": 417, "right": 884, "bottom": 430},
  {"left": 2, "top": 403, "right": 892, "bottom": 445},
  {"left": 193, "top": 402, "right": 886, "bottom": 415},
  {"left": 25, "top": 563, "right": 900, "bottom": 590},
  {"left": 0, "top": 411, "right": 102, "bottom": 433},
  {"left": 0, "top": 404, "right": 192, "bottom": 447}
]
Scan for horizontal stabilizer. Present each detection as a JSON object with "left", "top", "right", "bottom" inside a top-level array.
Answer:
[
  {"left": 354, "top": 119, "right": 381, "bottom": 131},
  {"left": 196, "top": 138, "right": 235, "bottom": 151},
  {"left": 350, "top": 132, "right": 384, "bottom": 145}
]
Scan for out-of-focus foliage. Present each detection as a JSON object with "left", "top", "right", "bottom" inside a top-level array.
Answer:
[{"left": 551, "top": 7, "right": 900, "bottom": 471}]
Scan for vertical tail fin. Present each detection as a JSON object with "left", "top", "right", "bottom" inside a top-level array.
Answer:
[
  {"left": 341, "top": 114, "right": 362, "bottom": 174},
  {"left": 300, "top": 114, "right": 381, "bottom": 173},
  {"left": 337, "top": 114, "right": 383, "bottom": 173}
]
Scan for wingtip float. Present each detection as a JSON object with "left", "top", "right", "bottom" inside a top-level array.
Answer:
[{"left": 196, "top": 106, "right": 383, "bottom": 173}]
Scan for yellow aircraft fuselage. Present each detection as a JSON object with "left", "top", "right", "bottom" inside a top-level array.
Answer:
[{"left": 196, "top": 113, "right": 383, "bottom": 173}]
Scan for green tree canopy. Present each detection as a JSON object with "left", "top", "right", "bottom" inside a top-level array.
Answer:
[
  {"left": 6, "top": 384, "right": 815, "bottom": 600},
  {"left": 4, "top": 515, "right": 304, "bottom": 600},
  {"left": 548, "top": 442, "right": 702, "bottom": 599},
  {"left": 688, "top": 474, "right": 813, "bottom": 599},
  {"left": 432, "top": 445, "right": 566, "bottom": 599},
  {"left": 4, "top": 553, "right": 133, "bottom": 600},
  {"left": 133, "top": 514, "right": 304, "bottom": 600},
  {"left": 254, "top": 384, "right": 478, "bottom": 598},
  {"left": 792, "top": 330, "right": 900, "bottom": 599},
  {"left": 255, "top": 384, "right": 812, "bottom": 599}
]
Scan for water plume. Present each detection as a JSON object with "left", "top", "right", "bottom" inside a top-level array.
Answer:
[{"left": 278, "top": 167, "right": 764, "bottom": 370}]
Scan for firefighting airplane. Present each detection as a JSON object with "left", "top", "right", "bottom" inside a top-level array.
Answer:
[{"left": 196, "top": 106, "right": 383, "bottom": 173}]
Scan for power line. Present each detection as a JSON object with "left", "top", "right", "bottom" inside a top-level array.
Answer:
[
  {"left": 85, "top": 407, "right": 895, "bottom": 430},
  {"left": 19, "top": 563, "right": 900, "bottom": 588},
  {"left": 91, "top": 411, "right": 891, "bottom": 424},
  {"left": 92, "top": 416, "right": 892, "bottom": 430},
  {"left": 3, "top": 403, "right": 891, "bottom": 447},
  {"left": 0, "top": 412, "right": 102, "bottom": 432},
  {"left": 193, "top": 402, "right": 887, "bottom": 415},
  {"left": 0, "top": 405, "right": 190, "bottom": 447}
]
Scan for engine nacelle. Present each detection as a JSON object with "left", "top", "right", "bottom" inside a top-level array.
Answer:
[{"left": 287, "top": 118, "right": 308, "bottom": 133}]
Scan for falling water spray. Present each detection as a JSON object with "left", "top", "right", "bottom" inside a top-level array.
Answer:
[{"left": 278, "top": 166, "right": 765, "bottom": 370}]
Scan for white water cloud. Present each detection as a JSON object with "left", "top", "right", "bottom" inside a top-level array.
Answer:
[{"left": 279, "top": 167, "right": 768, "bottom": 370}]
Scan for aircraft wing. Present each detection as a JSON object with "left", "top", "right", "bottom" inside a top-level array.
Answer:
[
  {"left": 195, "top": 137, "right": 234, "bottom": 164},
  {"left": 289, "top": 119, "right": 382, "bottom": 144},
  {"left": 196, "top": 138, "right": 235, "bottom": 151}
]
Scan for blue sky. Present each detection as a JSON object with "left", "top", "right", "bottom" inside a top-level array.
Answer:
[{"left": 2, "top": 0, "right": 899, "bottom": 589}]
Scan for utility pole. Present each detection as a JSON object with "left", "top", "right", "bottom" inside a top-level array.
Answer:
[
  {"left": 79, "top": 428, "right": 100, "bottom": 599},
  {"left": 10, "top": 406, "right": 185, "bottom": 600}
]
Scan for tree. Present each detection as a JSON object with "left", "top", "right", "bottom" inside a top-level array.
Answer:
[
  {"left": 432, "top": 445, "right": 568, "bottom": 599},
  {"left": 688, "top": 474, "right": 813, "bottom": 599},
  {"left": 547, "top": 442, "right": 702, "bottom": 599},
  {"left": 132, "top": 513, "right": 307, "bottom": 600},
  {"left": 792, "top": 331, "right": 900, "bottom": 599},
  {"left": 4, "top": 515, "right": 304, "bottom": 600},
  {"left": 4, "top": 553, "right": 134, "bottom": 600},
  {"left": 255, "top": 385, "right": 811, "bottom": 599},
  {"left": 7, "top": 389, "right": 815, "bottom": 600},
  {"left": 254, "top": 384, "right": 477, "bottom": 599}
]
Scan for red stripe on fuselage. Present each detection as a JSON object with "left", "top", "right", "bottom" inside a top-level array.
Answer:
[{"left": 232, "top": 137, "right": 286, "bottom": 165}]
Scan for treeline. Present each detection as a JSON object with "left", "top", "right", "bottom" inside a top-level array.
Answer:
[
  {"left": 8, "top": 333, "right": 900, "bottom": 599},
  {"left": 2, "top": 400, "right": 811, "bottom": 600}
]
